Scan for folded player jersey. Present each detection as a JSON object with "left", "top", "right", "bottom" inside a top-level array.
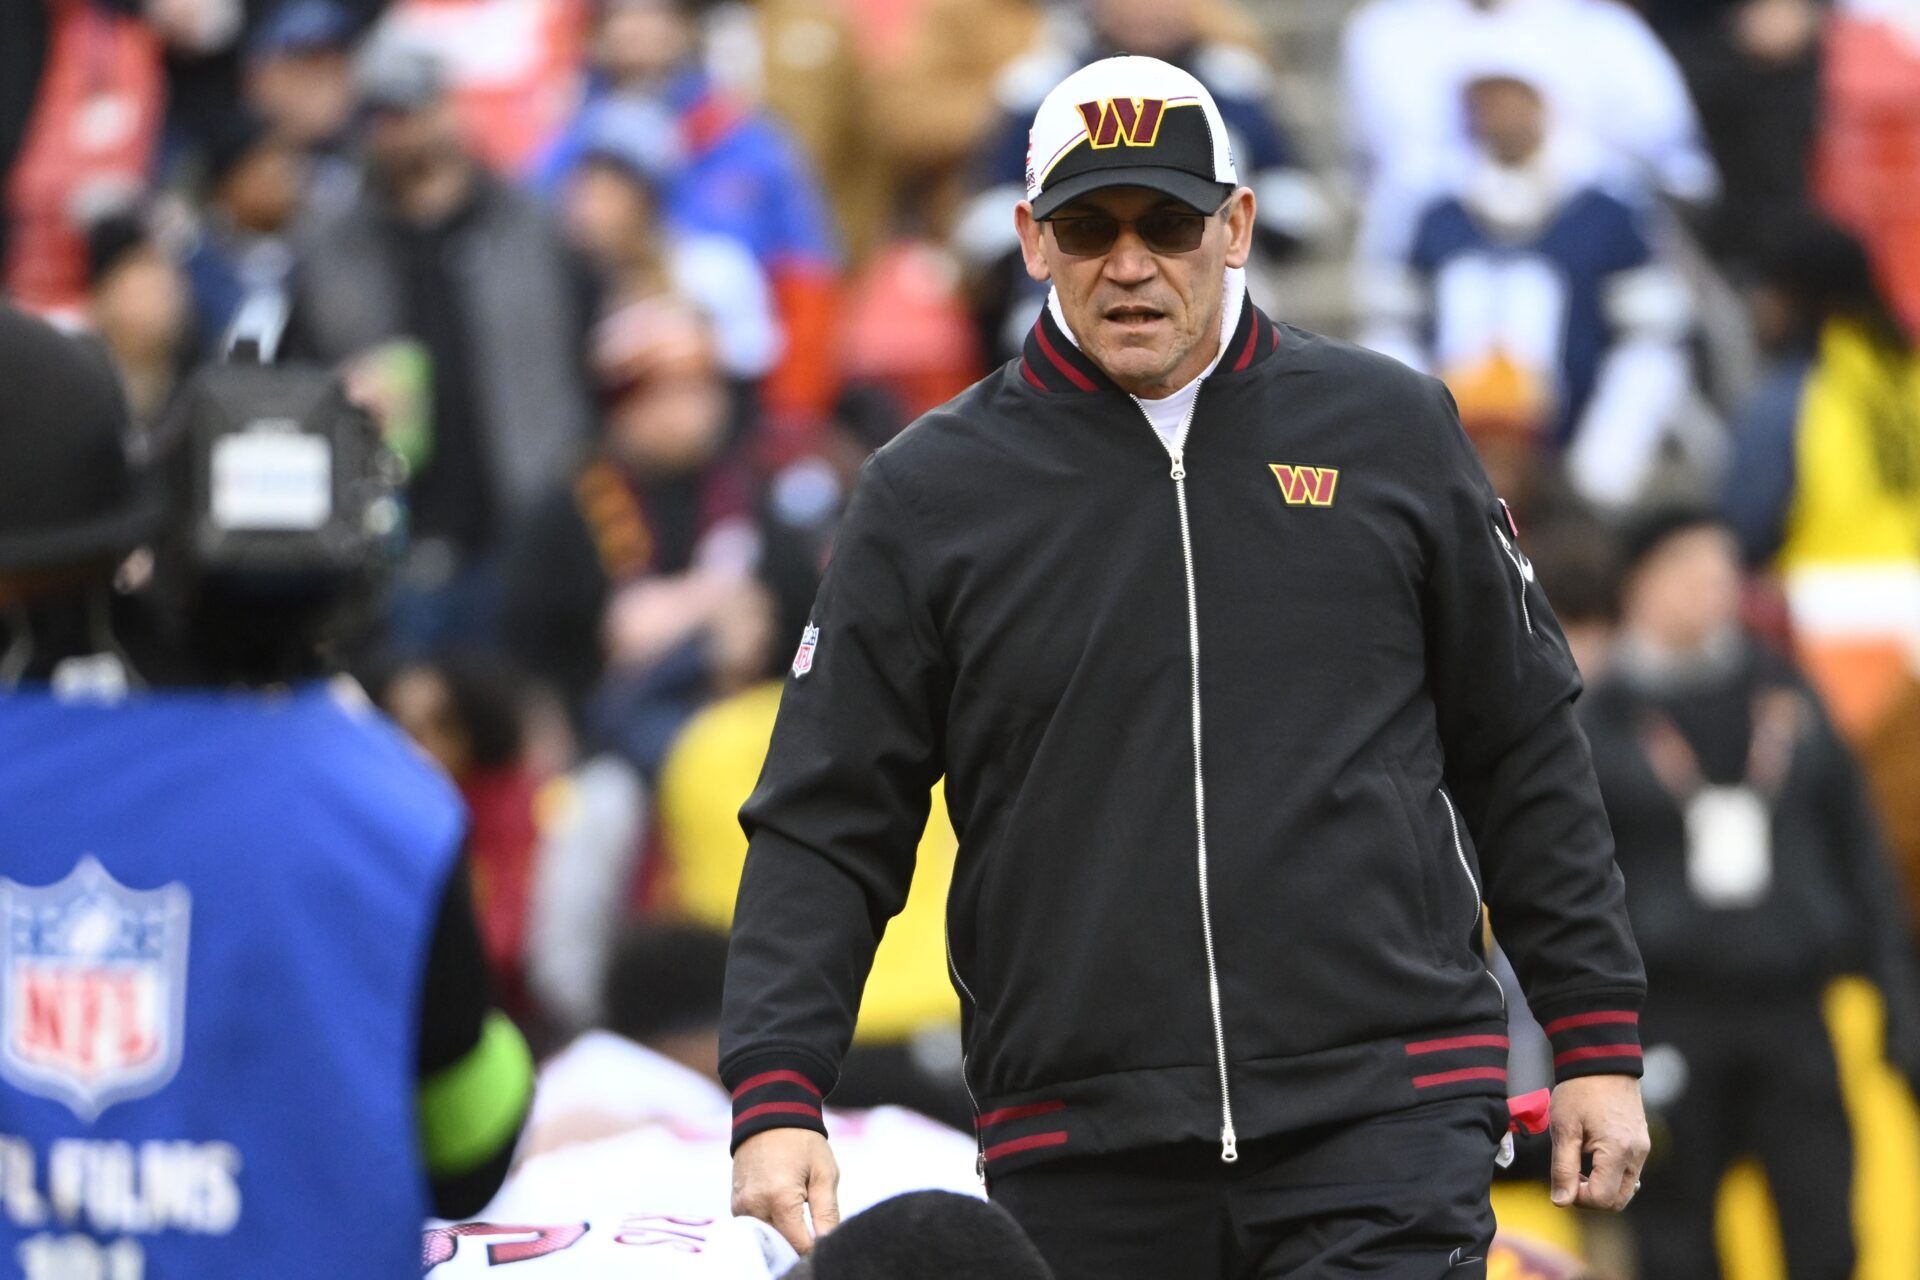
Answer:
[
  {"left": 423, "top": 1035, "right": 982, "bottom": 1276},
  {"left": 424, "top": 1215, "right": 794, "bottom": 1278}
]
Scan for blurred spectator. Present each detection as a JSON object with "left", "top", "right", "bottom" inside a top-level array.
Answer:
[
  {"left": 1655, "top": 0, "right": 1827, "bottom": 269},
  {"left": 1578, "top": 507, "right": 1920, "bottom": 1280},
  {"left": 955, "top": 0, "right": 1331, "bottom": 360},
  {"left": 182, "top": 111, "right": 306, "bottom": 353},
  {"left": 838, "top": 239, "right": 983, "bottom": 421},
  {"left": 1863, "top": 678, "right": 1920, "bottom": 968},
  {"left": 655, "top": 691, "right": 968, "bottom": 1127},
  {"left": 865, "top": 0, "right": 1047, "bottom": 238},
  {"left": 379, "top": 650, "right": 546, "bottom": 1027},
  {"left": 293, "top": 42, "right": 594, "bottom": 653},
  {"left": 702, "top": 0, "right": 884, "bottom": 263},
  {"left": 498, "top": 299, "right": 760, "bottom": 762},
  {"left": 374, "top": 0, "right": 587, "bottom": 175},
  {"left": 559, "top": 117, "right": 781, "bottom": 383},
  {"left": 86, "top": 212, "right": 193, "bottom": 426},
  {"left": 1343, "top": 0, "right": 1718, "bottom": 216},
  {"left": 1814, "top": 1, "right": 1920, "bottom": 346},
  {"left": 1720, "top": 215, "right": 1920, "bottom": 741},
  {"left": 522, "top": 741, "right": 647, "bottom": 1037},
  {"left": 532, "top": 0, "right": 842, "bottom": 457},
  {"left": 242, "top": 0, "right": 367, "bottom": 215},
  {"left": 1357, "top": 51, "right": 1693, "bottom": 511},
  {"left": 3, "top": 0, "right": 166, "bottom": 319}
]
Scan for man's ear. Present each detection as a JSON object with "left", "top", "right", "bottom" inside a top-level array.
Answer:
[
  {"left": 1222, "top": 187, "right": 1256, "bottom": 271},
  {"left": 1014, "top": 202, "right": 1052, "bottom": 284}
]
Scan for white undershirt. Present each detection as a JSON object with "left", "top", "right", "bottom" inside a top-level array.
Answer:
[{"left": 1048, "top": 267, "right": 1246, "bottom": 452}]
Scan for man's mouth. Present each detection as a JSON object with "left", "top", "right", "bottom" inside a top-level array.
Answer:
[{"left": 1103, "top": 304, "right": 1166, "bottom": 329}]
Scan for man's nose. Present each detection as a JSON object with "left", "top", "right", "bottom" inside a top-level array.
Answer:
[{"left": 1102, "top": 227, "right": 1158, "bottom": 284}]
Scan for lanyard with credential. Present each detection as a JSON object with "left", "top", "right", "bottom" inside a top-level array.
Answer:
[{"left": 1636, "top": 688, "right": 1807, "bottom": 909}]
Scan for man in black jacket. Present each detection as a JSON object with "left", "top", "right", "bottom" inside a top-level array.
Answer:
[
  {"left": 1579, "top": 507, "right": 1920, "bottom": 1280},
  {"left": 723, "top": 55, "right": 1649, "bottom": 1279}
]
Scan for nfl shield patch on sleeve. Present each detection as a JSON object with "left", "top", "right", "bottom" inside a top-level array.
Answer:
[
  {"left": 791, "top": 623, "right": 820, "bottom": 678},
  {"left": 2, "top": 857, "right": 192, "bottom": 1121}
]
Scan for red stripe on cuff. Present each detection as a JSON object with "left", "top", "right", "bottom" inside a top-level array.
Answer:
[
  {"left": 733, "top": 1101, "right": 823, "bottom": 1127},
  {"left": 1553, "top": 1043, "right": 1644, "bottom": 1067},
  {"left": 730, "top": 1070, "right": 823, "bottom": 1100},
  {"left": 975, "top": 1100, "right": 1066, "bottom": 1129},
  {"left": 1405, "top": 1034, "right": 1510, "bottom": 1055},
  {"left": 1034, "top": 324, "right": 1096, "bottom": 392},
  {"left": 983, "top": 1131, "right": 1070, "bottom": 1162},
  {"left": 1541, "top": 1010, "right": 1639, "bottom": 1037},
  {"left": 1412, "top": 1066, "right": 1509, "bottom": 1089}
]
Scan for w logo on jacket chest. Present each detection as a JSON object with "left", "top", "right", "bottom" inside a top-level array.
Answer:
[{"left": 1271, "top": 464, "right": 1339, "bottom": 507}]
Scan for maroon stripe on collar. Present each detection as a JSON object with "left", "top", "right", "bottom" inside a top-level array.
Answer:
[
  {"left": 1032, "top": 319, "right": 1097, "bottom": 392},
  {"left": 1019, "top": 291, "right": 1278, "bottom": 394},
  {"left": 1231, "top": 309, "right": 1262, "bottom": 371}
]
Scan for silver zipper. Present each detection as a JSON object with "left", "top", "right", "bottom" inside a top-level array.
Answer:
[
  {"left": 946, "top": 934, "right": 988, "bottom": 1178},
  {"left": 1437, "top": 787, "right": 1480, "bottom": 931},
  {"left": 1141, "top": 391, "right": 1239, "bottom": 1164},
  {"left": 1492, "top": 527, "right": 1535, "bottom": 637},
  {"left": 1438, "top": 785, "right": 1507, "bottom": 1013}
]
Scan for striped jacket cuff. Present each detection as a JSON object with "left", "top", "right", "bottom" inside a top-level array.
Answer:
[
  {"left": 724, "top": 1053, "right": 832, "bottom": 1153},
  {"left": 1535, "top": 997, "right": 1644, "bottom": 1083}
]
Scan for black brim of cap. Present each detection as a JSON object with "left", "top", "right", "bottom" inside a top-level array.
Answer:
[
  {"left": 1032, "top": 168, "right": 1234, "bottom": 219},
  {"left": 0, "top": 490, "right": 164, "bottom": 574}
]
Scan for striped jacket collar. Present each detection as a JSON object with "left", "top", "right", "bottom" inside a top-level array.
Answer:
[{"left": 1018, "top": 290, "right": 1281, "bottom": 395}]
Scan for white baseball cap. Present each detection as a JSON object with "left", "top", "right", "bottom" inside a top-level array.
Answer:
[{"left": 1025, "top": 55, "right": 1239, "bottom": 219}]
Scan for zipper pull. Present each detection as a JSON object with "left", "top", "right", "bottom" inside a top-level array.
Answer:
[
  {"left": 975, "top": 1152, "right": 987, "bottom": 1180},
  {"left": 1220, "top": 1124, "right": 1238, "bottom": 1164},
  {"left": 1168, "top": 449, "right": 1185, "bottom": 481}
]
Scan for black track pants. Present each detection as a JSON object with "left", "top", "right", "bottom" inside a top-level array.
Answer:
[
  {"left": 989, "top": 1094, "right": 1508, "bottom": 1280},
  {"left": 1631, "top": 989, "right": 1854, "bottom": 1280}
]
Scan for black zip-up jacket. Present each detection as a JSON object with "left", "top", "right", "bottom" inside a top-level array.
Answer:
[{"left": 721, "top": 298, "right": 1645, "bottom": 1174}]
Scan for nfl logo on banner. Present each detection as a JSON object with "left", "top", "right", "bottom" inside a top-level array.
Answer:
[
  {"left": 792, "top": 623, "right": 820, "bottom": 678},
  {"left": 2, "top": 857, "right": 192, "bottom": 1121}
]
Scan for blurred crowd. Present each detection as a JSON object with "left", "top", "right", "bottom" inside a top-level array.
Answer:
[{"left": 7, "top": 0, "right": 1920, "bottom": 1274}]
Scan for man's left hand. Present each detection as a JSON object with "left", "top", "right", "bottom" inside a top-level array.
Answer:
[{"left": 1548, "top": 1075, "right": 1650, "bottom": 1211}]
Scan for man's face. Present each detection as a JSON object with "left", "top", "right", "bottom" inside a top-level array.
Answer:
[
  {"left": 221, "top": 139, "right": 308, "bottom": 234},
  {"left": 563, "top": 163, "right": 657, "bottom": 269},
  {"left": 1623, "top": 526, "right": 1744, "bottom": 654},
  {"left": 1092, "top": 0, "right": 1201, "bottom": 58},
  {"left": 1467, "top": 78, "right": 1546, "bottom": 167},
  {"left": 1015, "top": 184, "right": 1254, "bottom": 397},
  {"left": 246, "top": 50, "right": 354, "bottom": 147},
  {"left": 364, "top": 100, "right": 463, "bottom": 186},
  {"left": 596, "top": 0, "right": 691, "bottom": 86}
]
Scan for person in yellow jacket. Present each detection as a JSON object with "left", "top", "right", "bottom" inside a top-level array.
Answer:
[
  {"left": 655, "top": 680, "right": 969, "bottom": 1128},
  {"left": 1723, "top": 216, "right": 1920, "bottom": 744}
]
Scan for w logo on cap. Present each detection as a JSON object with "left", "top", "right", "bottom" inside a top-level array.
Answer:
[{"left": 1076, "top": 98, "right": 1166, "bottom": 149}]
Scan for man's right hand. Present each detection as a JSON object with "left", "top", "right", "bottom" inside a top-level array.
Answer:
[{"left": 731, "top": 1128, "right": 840, "bottom": 1255}]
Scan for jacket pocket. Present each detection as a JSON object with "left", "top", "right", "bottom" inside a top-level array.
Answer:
[{"left": 1388, "top": 764, "right": 1484, "bottom": 968}]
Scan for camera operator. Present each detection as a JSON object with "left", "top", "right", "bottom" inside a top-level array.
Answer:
[{"left": 0, "top": 305, "right": 531, "bottom": 1279}]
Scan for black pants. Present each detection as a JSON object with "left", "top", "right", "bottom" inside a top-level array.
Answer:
[
  {"left": 1632, "top": 988, "right": 1854, "bottom": 1280},
  {"left": 989, "top": 1094, "right": 1507, "bottom": 1280}
]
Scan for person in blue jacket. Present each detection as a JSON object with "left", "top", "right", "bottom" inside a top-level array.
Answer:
[{"left": 0, "top": 307, "right": 532, "bottom": 1279}]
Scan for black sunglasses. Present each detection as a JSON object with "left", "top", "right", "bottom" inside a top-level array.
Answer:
[{"left": 1041, "top": 201, "right": 1227, "bottom": 257}]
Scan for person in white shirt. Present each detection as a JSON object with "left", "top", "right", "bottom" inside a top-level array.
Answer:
[{"left": 1342, "top": 0, "right": 1718, "bottom": 212}]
